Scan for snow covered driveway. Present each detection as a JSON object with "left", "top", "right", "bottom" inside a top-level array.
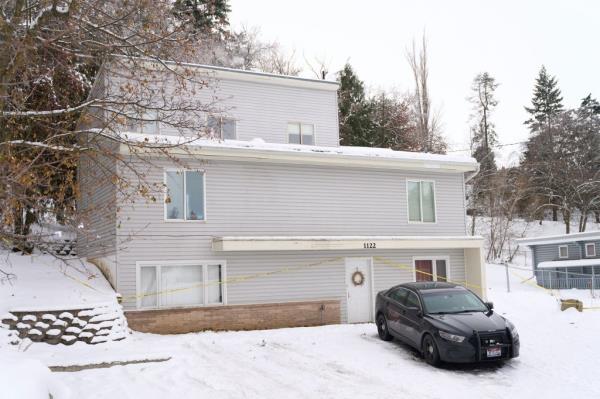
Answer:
[{"left": 21, "top": 263, "right": 600, "bottom": 399}]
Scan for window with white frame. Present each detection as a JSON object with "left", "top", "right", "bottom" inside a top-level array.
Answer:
[
  {"left": 126, "top": 107, "right": 159, "bottom": 134},
  {"left": 407, "top": 180, "right": 436, "bottom": 223},
  {"left": 165, "top": 170, "right": 205, "bottom": 221},
  {"left": 139, "top": 263, "right": 224, "bottom": 309},
  {"left": 207, "top": 115, "right": 236, "bottom": 140},
  {"left": 585, "top": 243, "right": 596, "bottom": 257},
  {"left": 287, "top": 122, "right": 314, "bottom": 145},
  {"left": 558, "top": 245, "right": 569, "bottom": 259},
  {"left": 414, "top": 258, "right": 448, "bottom": 282}
]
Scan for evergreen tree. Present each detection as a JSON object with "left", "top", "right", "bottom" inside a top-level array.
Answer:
[
  {"left": 522, "top": 66, "right": 565, "bottom": 222},
  {"left": 524, "top": 65, "right": 564, "bottom": 131},
  {"left": 570, "top": 95, "right": 600, "bottom": 230},
  {"left": 337, "top": 63, "right": 374, "bottom": 146},
  {"left": 369, "top": 91, "right": 418, "bottom": 151},
  {"left": 172, "top": 0, "right": 231, "bottom": 33}
]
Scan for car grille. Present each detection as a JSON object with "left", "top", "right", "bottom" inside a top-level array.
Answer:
[{"left": 476, "top": 330, "right": 511, "bottom": 361}]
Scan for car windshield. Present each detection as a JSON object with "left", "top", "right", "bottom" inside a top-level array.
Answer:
[{"left": 421, "top": 290, "right": 488, "bottom": 314}]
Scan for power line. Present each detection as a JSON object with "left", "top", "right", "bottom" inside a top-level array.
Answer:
[{"left": 447, "top": 141, "right": 527, "bottom": 153}]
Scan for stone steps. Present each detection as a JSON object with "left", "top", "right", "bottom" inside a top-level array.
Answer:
[{"left": 1, "top": 304, "right": 128, "bottom": 345}]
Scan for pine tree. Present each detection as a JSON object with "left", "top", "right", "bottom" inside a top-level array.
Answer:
[
  {"left": 571, "top": 95, "right": 600, "bottom": 231},
  {"left": 337, "top": 63, "right": 374, "bottom": 146},
  {"left": 522, "top": 66, "right": 565, "bottom": 223},
  {"left": 524, "top": 65, "right": 564, "bottom": 131},
  {"left": 172, "top": 0, "right": 231, "bottom": 33}
]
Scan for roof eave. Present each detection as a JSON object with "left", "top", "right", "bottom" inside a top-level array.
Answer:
[{"left": 120, "top": 144, "right": 478, "bottom": 173}]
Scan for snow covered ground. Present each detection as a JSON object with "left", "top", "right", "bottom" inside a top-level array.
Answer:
[
  {"left": 2, "top": 220, "right": 600, "bottom": 399},
  {"left": 0, "top": 251, "right": 117, "bottom": 315},
  {"left": 2, "top": 258, "right": 596, "bottom": 399}
]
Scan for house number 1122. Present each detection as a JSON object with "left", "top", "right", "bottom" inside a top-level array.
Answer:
[{"left": 363, "top": 242, "right": 376, "bottom": 249}]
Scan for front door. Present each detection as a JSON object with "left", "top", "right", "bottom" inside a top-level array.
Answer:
[{"left": 345, "top": 258, "right": 372, "bottom": 323}]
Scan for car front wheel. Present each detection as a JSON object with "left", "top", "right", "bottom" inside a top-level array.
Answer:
[
  {"left": 422, "top": 334, "right": 441, "bottom": 367},
  {"left": 376, "top": 314, "right": 393, "bottom": 341}
]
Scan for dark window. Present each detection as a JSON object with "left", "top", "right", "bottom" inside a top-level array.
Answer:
[
  {"left": 207, "top": 115, "right": 236, "bottom": 139},
  {"left": 405, "top": 291, "right": 421, "bottom": 309},
  {"left": 387, "top": 288, "right": 408, "bottom": 303}
]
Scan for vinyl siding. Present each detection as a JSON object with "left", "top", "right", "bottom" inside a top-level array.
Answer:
[
  {"left": 533, "top": 242, "right": 582, "bottom": 264},
  {"left": 115, "top": 156, "right": 470, "bottom": 311},
  {"left": 119, "top": 237, "right": 465, "bottom": 320},
  {"left": 532, "top": 240, "right": 600, "bottom": 266},
  {"left": 582, "top": 241, "right": 600, "bottom": 259},
  {"left": 77, "top": 144, "right": 117, "bottom": 261},
  {"left": 105, "top": 70, "right": 339, "bottom": 147}
]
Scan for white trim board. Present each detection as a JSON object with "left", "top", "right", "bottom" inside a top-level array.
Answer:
[
  {"left": 212, "top": 236, "right": 484, "bottom": 252},
  {"left": 117, "top": 133, "right": 479, "bottom": 174},
  {"left": 517, "top": 231, "right": 600, "bottom": 247},
  {"left": 538, "top": 259, "right": 600, "bottom": 269}
]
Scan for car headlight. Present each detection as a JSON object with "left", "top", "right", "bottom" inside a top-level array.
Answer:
[{"left": 439, "top": 330, "right": 466, "bottom": 343}]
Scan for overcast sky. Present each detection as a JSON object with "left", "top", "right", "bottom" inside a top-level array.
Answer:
[{"left": 229, "top": 0, "right": 599, "bottom": 163}]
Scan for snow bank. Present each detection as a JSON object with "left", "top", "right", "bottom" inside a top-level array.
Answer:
[
  {"left": 0, "top": 352, "right": 69, "bottom": 399},
  {"left": 0, "top": 251, "right": 127, "bottom": 347},
  {"left": 0, "top": 251, "right": 117, "bottom": 315}
]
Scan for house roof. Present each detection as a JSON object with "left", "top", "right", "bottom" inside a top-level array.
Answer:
[
  {"left": 120, "top": 134, "right": 479, "bottom": 175},
  {"left": 538, "top": 259, "right": 600, "bottom": 269},
  {"left": 516, "top": 230, "right": 600, "bottom": 247},
  {"left": 110, "top": 56, "right": 340, "bottom": 91}
]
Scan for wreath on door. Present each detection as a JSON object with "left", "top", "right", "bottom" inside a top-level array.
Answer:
[{"left": 351, "top": 270, "right": 365, "bottom": 286}]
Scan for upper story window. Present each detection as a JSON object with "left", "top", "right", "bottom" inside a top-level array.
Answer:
[
  {"left": 407, "top": 180, "right": 436, "bottom": 223},
  {"left": 165, "top": 170, "right": 205, "bottom": 221},
  {"left": 558, "top": 245, "right": 569, "bottom": 259},
  {"left": 207, "top": 115, "right": 236, "bottom": 140},
  {"left": 585, "top": 243, "right": 596, "bottom": 257},
  {"left": 127, "top": 108, "right": 159, "bottom": 134},
  {"left": 287, "top": 122, "right": 314, "bottom": 145}
]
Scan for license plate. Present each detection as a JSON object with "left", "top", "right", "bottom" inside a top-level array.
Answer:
[{"left": 487, "top": 347, "right": 501, "bottom": 357}]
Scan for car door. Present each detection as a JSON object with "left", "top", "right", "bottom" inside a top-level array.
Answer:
[
  {"left": 398, "top": 290, "right": 424, "bottom": 347},
  {"left": 384, "top": 288, "right": 408, "bottom": 335}
]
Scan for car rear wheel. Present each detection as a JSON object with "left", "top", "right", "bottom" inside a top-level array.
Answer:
[
  {"left": 376, "top": 314, "right": 393, "bottom": 341},
  {"left": 422, "top": 334, "right": 441, "bottom": 367}
]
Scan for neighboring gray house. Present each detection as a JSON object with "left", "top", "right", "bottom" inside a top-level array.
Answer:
[
  {"left": 78, "top": 60, "right": 485, "bottom": 333},
  {"left": 517, "top": 231, "right": 600, "bottom": 289}
]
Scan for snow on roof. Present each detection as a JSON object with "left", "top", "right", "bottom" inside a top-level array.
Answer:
[
  {"left": 537, "top": 259, "right": 600, "bottom": 269},
  {"left": 121, "top": 133, "right": 478, "bottom": 171},
  {"left": 517, "top": 230, "right": 600, "bottom": 247}
]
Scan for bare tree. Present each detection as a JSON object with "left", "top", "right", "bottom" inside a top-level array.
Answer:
[
  {"left": 485, "top": 168, "right": 530, "bottom": 261},
  {"left": 467, "top": 72, "right": 499, "bottom": 236},
  {"left": 405, "top": 33, "right": 446, "bottom": 153},
  {"left": 305, "top": 55, "right": 330, "bottom": 80},
  {"left": 0, "top": 0, "right": 226, "bottom": 259}
]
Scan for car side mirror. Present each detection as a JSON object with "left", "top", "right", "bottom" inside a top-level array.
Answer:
[
  {"left": 485, "top": 301, "right": 494, "bottom": 311},
  {"left": 417, "top": 310, "right": 423, "bottom": 318}
]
